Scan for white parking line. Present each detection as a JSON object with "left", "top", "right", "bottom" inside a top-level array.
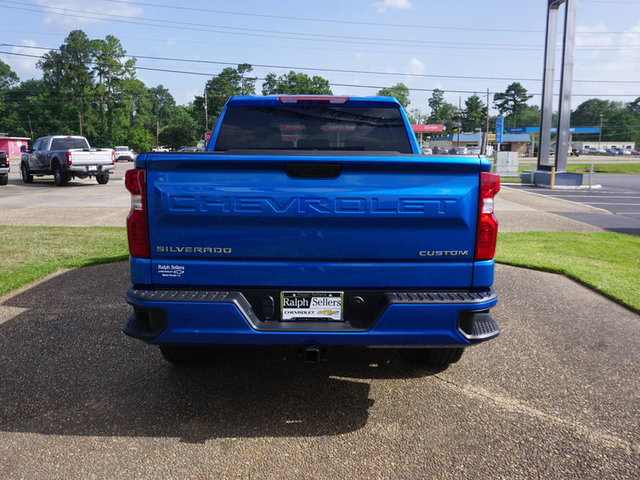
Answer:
[{"left": 587, "top": 203, "right": 640, "bottom": 206}]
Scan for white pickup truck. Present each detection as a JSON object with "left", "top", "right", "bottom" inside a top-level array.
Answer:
[{"left": 20, "top": 135, "right": 115, "bottom": 186}]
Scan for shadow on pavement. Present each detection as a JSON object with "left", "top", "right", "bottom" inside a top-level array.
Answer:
[{"left": 0, "top": 262, "right": 438, "bottom": 443}]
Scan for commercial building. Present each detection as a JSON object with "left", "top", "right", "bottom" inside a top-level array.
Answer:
[
  {"left": 430, "top": 133, "right": 531, "bottom": 155},
  {"left": 0, "top": 135, "right": 30, "bottom": 156}
]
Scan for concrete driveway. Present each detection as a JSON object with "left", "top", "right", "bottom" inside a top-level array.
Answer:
[{"left": 0, "top": 161, "right": 638, "bottom": 478}]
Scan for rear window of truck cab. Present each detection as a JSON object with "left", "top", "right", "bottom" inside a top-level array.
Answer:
[
  {"left": 50, "top": 137, "right": 90, "bottom": 150},
  {"left": 214, "top": 105, "right": 412, "bottom": 153}
]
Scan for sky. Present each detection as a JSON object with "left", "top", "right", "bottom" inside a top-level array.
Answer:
[{"left": 1, "top": 0, "right": 639, "bottom": 118}]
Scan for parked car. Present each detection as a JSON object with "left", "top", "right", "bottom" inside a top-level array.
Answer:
[
  {"left": 0, "top": 150, "right": 9, "bottom": 185},
  {"left": 451, "top": 147, "right": 468, "bottom": 155},
  {"left": 467, "top": 147, "right": 481, "bottom": 155},
  {"left": 20, "top": 135, "right": 114, "bottom": 186},
  {"left": 114, "top": 146, "right": 135, "bottom": 162},
  {"left": 431, "top": 146, "right": 449, "bottom": 154},
  {"left": 621, "top": 149, "right": 632, "bottom": 156},
  {"left": 420, "top": 146, "right": 432, "bottom": 155},
  {"left": 178, "top": 146, "right": 205, "bottom": 153},
  {"left": 631, "top": 150, "right": 640, "bottom": 156}
]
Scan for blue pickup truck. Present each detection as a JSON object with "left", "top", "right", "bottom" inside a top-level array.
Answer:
[{"left": 124, "top": 95, "right": 500, "bottom": 368}]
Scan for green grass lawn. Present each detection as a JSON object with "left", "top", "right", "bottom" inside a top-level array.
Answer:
[
  {"left": 1, "top": 227, "right": 638, "bottom": 314},
  {"left": 0, "top": 226, "right": 128, "bottom": 297},
  {"left": 496, "top": 232, "right": 640, "bottom": 313},
  {"left": 517, "top": 163, "right": 640, "bottom": 175}
]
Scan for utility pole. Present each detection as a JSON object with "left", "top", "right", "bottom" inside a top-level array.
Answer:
[
  {"left": 204, "top": 90, "right": 209, "bottom": 132},
  {"left": 156, "top": 121, "right": 159, "bottom": 148},
  {"left": 483, "top": 88, "right": 490, "bottom": 155},
  {"left": 457, "top": 96, "right": 462, "bottom": 147},
  {"left": 598, "top": 114, "right": 604, "bottom": 148}
]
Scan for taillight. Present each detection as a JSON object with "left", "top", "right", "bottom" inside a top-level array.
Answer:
[
  {"left": 125, "top": 169, "right": 149, "bottom": 258},
  {"left": 111, "top": 150, "right": 115, "bottom": 164},
  {"left": 66, "top": 151, "right": 72, "bottom": 165},
  {"left": 475, "top": 172, "right": 500, "bottom": 261}
]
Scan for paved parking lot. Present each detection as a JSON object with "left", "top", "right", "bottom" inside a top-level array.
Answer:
[
  {"left": 508, "top": 174, "right": 640, "bottom": 235},
  {"left": 0, "top": 158, "right": 131, "bottom": 226},
  {"left": 0, "top": 262, "right": 638, "bottom": 479}
]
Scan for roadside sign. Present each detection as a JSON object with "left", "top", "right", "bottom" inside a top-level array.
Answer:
[
  {"left": 495, "top": 117, "right": 504, "bottom": 143},
  {"left": 412, "top": 124, "right": 444, "bottom": 133},
  {"left": 487, "top": 133, "right": 496, "bottom": 141}
]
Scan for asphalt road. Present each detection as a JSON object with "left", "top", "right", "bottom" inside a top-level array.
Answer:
[{"left": 0, "top": 159, "right": 639, "bottom": 478}]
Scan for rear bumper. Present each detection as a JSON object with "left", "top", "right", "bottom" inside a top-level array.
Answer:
[
  {"left": 124, "top": 286, "right": 499, "bottom": 347},
  {"left": 67, "top": 164, "right": 114, "bottom": 174},
  {"left": 0, "top": 166, "right": 9, "bottom": 174}
]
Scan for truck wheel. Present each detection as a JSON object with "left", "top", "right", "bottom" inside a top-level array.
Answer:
[
  {"left": 53, "top": 162, "right": 70, "bottom": 186},
  {"left": 0, "top": 174, "right": 7, "bottom": 185},
  {"left": 96, "top": 172, "right": 109, "bottom": 185},
  {"left": 159, "top": 345, "right": 208, "bottom": 364},
  {"left": 21, "top": 162, "right": 33, "bottom": 184},
  {"left": 410, "top": 348, "right": 464, "bottom": 368}
]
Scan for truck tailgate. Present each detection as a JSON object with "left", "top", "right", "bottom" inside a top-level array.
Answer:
[
  {"left": 69, "top": 150, "right": 113, "bottom": 165},
  {"left": 144, "top": 153, "right": 482, "bottom": 288}
]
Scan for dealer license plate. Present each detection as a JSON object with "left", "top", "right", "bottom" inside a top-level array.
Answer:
[
  {"left": 88, "top": 166, "right": 97, "bottom": 171},
  {"left": 281, "top": 291, "right": 344, "bottom": 321}
]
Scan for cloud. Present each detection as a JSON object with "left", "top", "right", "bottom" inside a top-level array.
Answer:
[
  {"left": 403, "top": 57, "right": 425, "bottom": 86},
  {"left": 374, "top": 0, "right": 414, "bottom": 14},
  {"left": 0, "top": 41, "right": 42, "bottom": 81},
  {"left": 573, "top": 20, "right": 640, "bottom": 101},
  {"left": 36, "top": 0, "right": 143, "bottom": 28}
]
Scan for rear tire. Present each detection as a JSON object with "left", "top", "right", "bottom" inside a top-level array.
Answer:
[
  {"left": 159, "top": 345, "right": 208, "bottom": 364},
  {"left": 21, "top": 162, "right": 33, "bottom": 184},
  {"left": 96, "top": 172, "right": 109, "bottom": 184},
  {"left": 53, "top": 162, "right": 70, "bottom": 186},
  {"left": 0, "top": 174, "right": 7, "bottom": 185},
  {"left": 410, "top": 348, "right": 464, "bottom": 368}
]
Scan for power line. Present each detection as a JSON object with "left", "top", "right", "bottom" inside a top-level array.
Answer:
[
  {"left": 0, "top": 1, "right": 544, "bottom": 49},
  {"left": 2, "top": 50, "right": 639, "bottom": 98},
  {"left": 3, "top": 1, "right": 640, "bottom": 52},
  {"left": 101, "top": 0, "right": 639, "bottom": 35},
  {"left": 4, "top": 43, "right": 640, "bottom": 85}
]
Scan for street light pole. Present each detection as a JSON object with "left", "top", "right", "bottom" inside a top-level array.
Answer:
[{"left": 598, "top": 114, "right": 604, "bottom": 148}]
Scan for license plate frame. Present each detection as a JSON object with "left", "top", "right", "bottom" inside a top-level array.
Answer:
[{"left": 280, "top": 291, "right": 344, "bottom": 321}]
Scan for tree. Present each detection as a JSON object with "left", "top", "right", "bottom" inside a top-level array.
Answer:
[
  {"left": 0, "top": 59, "right": 19, "bottom": 91},
  {"left": 159, "top": 107, "right": 199, "bottom": 149},
  {"left": 627, "top": 96, "right": 640, "bottom": 119},
  {"left": 37, "top": 30, "right": 95, "bottom": 136},
  {"left": 91, "top": 35, "right": 137, "bottom": 145},
  {"left": 517, "top": 104, "right": 541, "bottom": 127},
  {"left": 0, "top": 60, "right": 20, "bottom": 135},
  {"left": 571, "top": 98, "right": 620, "bottom": 142},
  {"left": 193, "top": 64, "right": 257, "bottom": 131},
  {"left": 493, "top": 82, "right": 533, "bottom": 128},
  {"left": 261, "top": 71, "right": 332, "bottom": 96},
  {"left": 427, "top": 89, "right": 456, "bottom": 132},
  {"left": 377, "top": 83, "right": 410, "bottom": 109},
  {"left": 462, "top": 94, "right": 485, "bottom": 132}
]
